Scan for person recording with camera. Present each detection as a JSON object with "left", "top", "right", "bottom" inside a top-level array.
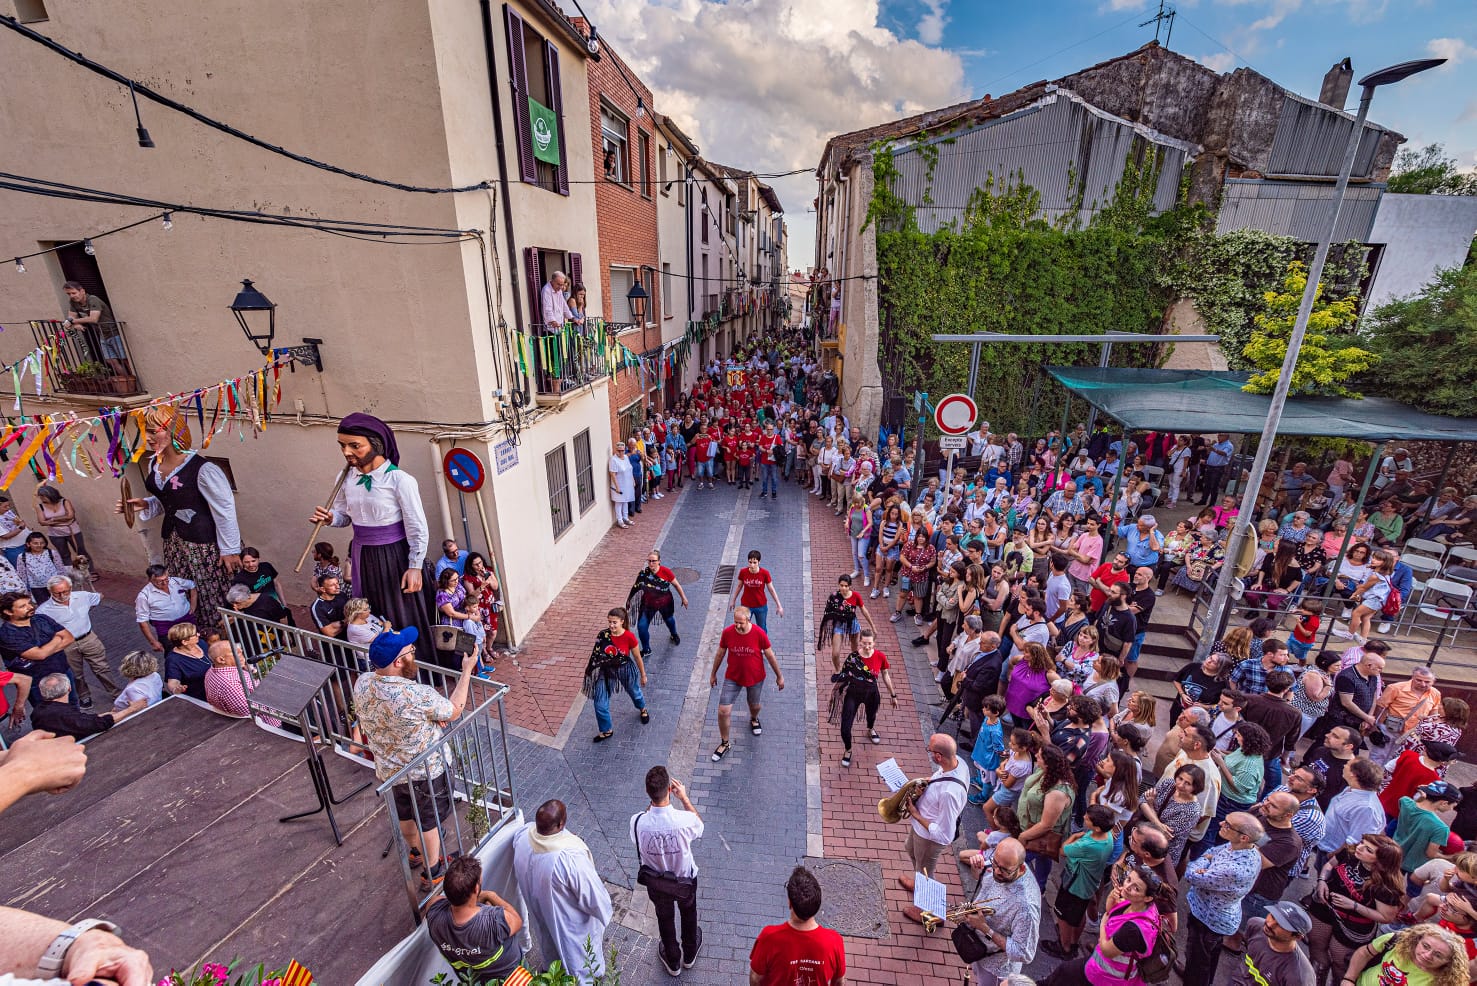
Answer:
[{"left": 632, "top": 764, "right": 704, "bottom": 977}]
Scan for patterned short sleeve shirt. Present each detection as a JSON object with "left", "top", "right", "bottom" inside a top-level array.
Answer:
[{"left": 353, "top": 673, "right": 455, "bottom": 781}]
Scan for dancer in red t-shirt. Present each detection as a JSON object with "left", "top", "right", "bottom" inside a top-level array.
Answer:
[
  {"left": 580, "top": 608, "right": 649, "bottom": 743},
  {"left": 708, "top": 606, "right": 784, "bottom": 762},
  {"left": 731, "top": 549, "right": 784, "bottom": 634}
]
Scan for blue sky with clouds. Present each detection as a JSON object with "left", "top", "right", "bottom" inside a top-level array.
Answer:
[{"left": 588, "top": 0, "right": 1474, "bottom": 269}]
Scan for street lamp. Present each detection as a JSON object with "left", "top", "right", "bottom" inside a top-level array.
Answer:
[
  {"left": 1195, "top": 56, "right": 1444, "bottom": 659},
  {"left": 626, "top": 279, "right": 649, "bottom": 325},
  {"left": 230, "top": 278, "right": 277, "bottom": 352},
  {"left": 229, "top": 278, "right": 324, "bottom": 371}
]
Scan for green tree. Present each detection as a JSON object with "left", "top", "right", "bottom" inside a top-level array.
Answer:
[
  {"left": 1360, "top": 265, "right": 1477, "bottom": 415},
  {"left": 1242, "top": 261, "right": 1378, "bottom": 396},
  {"left": 1386, "top": 142, "right": 1477, "bottom": 196}
]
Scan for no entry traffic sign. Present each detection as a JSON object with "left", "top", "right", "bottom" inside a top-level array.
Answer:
[
  {"left": 933, "top": 393, "right": 978, "bottom": 436},
  {"left": 442, "top": 446, "right": 486, "bottom": 493}
]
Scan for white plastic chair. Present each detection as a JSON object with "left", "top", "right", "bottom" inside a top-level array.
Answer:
[
  {"left": 1415, "top": 578, "right": 1474, "bottom": 646},
  {"left": 1142, "top": 465, "right": 1165, "bottom": 484},
  {"left": 1446, "top": 545, "right": 1477, "bottom": 575},
  {"left": 1403, "top": 537, "right": 1448, "bottom": 565},
  {"left": 1394, "top": 555, "right": 1444, "bottom": 632}
]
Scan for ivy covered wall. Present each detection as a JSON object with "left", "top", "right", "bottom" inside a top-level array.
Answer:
[{"left": 868, "top": 141, "right": 1368, "bottom": 437}]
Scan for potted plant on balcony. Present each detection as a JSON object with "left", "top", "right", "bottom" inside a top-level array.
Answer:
[
  {"left": 64, "top": 360, "right": 110, "bottom": 394},
  {"left": 108, "top": 371, "right": 139, "bottom": 395}
]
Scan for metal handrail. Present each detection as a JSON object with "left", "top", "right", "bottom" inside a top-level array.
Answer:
[
  {"left": 374, "top": 692, "right": 517, "bottom": 919},
  {"left": 218, "top": 608, "right": 518, "bottom": 920},
  {"left": 1180, "top": 575, "right": 1475, "bottom": 672}
]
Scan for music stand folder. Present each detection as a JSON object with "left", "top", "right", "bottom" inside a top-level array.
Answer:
[{"left": 247, "top": 655, "right": 370, "bottom": 845}]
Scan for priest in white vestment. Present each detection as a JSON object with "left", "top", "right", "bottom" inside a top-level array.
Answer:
[{"left": 512, "top": 800, "right": 614, "bottom": 985}]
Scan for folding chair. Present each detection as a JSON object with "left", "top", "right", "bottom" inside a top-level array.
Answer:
[
  {"left": 1394, "top": 555, "right": 1443, "bottom": 633},
  {"left": 1415, "top": 579, "right": 1474, "bottom": 646},
  {"left": 1445, "top": 545, "right": 1477, "bottom": 576},
  {"left": 1403, "top": 538, "right": 1448, "bottom": 566}
]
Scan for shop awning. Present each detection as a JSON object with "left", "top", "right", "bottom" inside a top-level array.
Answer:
[{"left": 1045, "top": 366, "right": 1477, "bottom": 442}]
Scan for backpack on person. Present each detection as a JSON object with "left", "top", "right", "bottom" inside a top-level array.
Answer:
[
  {"left": 1380, "top": 579, "right": 1403, "bottom": 617},
  {"left": 1131, "top": 911, "right": 1178, "bottom": 984}
]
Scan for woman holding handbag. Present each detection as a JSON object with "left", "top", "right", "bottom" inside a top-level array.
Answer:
[{"left": 1018, "top": 743, "right": 1077, "bottom": 888}]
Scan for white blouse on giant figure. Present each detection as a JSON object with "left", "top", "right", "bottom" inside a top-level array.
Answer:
[{"left": 327, "top": 461, "right": 429, "bottom": 568}]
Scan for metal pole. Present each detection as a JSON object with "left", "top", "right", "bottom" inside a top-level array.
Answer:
[
  {"left": 1105, "top": 427, "right": 1127, "bottom": 560},
  {"left": 1316, "top": 442, "right": 1385, "bottom": 653},
  {"left": 1086, "top": 342, "right": 1111, "bottom": 433},
  {"left": 966, "top": 342, "right": 982, "bottom": 401},
  {"left": 1195, "top": 83, "right": 1378, "bottom": 661}
]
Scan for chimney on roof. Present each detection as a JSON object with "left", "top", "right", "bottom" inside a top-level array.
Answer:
[{"left": 1320, "top": 58, "right": 1353, "bottom": 109}]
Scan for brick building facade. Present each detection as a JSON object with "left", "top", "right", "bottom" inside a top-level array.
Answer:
[{"left": 577, "top": 24, "right": 662, "bottom": 441}]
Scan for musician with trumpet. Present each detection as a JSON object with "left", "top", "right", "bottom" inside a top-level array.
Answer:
[{"left": 959, "top": 838, "right": 1041, "bottom": 984}]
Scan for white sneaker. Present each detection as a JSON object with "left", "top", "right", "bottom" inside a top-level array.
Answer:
[
  {"left": 1154, "top": 589, "right": 1165, "bottom": 597},
  {"left": 1330, "top": 626, "right": 1354, "bottom": 639},
  {"left": 933, "top": 670, "right": 943, "bottom": 682},
  {"left": 883, "top": 587, "right": 891, "bottom": 598},
  {"left": 849, "top": 570, "right": 859, "bottom": 579},
  {"left": 864, "top": 576, "right": 871, "bottom": 587},
  {"left": 1377, "top": 622, "right": 1392, "bottom": 634},
  {"left": 870, "top": 588, "right": 881, "bottom": 599}
]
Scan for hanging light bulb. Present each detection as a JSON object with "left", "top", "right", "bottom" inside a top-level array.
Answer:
[
  {"left": 83, "top": 238, "right": 96, "bottom": 256},
  {"left": 162, "top": 211, "right": 174, "bottom": 230},
  {"left": 14, "top": 258, "right": 25, "bottom": 274},
  {"left": 636, "top": 98, "right": 647, "bottom": 118}
]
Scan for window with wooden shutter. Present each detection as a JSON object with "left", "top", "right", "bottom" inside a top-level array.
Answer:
[
  {"left": 544, "top": 41, "right": 569, "bottom": 196},
  {"left": 569, "top": 253, "right": 583, "bottom": 293},
  {"left": 524, "top": 247, "right": 543, "bottom": 329},
  {"left": 503, "top": 5, "right": 537, "bottom": 183}
]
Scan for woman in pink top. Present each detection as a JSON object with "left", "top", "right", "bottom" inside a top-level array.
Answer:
[{"left": 1067, "top": 517, "right": 1104, "bottom": 592}]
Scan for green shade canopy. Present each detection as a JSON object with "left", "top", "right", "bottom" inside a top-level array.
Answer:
[{"left": 1045, "top": 366, "right": 1477, "bottom": 442}]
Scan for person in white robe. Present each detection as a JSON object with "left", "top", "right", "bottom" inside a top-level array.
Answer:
[{"left": 512, "top": 799, "right": 614, "bottom": 985}]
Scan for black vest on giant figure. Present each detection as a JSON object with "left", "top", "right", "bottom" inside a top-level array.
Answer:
[{"left": 143, "top": 454, "right": 217, "bottom": 545}]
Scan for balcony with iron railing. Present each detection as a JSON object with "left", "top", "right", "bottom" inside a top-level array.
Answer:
[
  {"left": 30, "top": 319, "right": 145, "bottom": 397},
  {"left": 530, "top": 322, "right": 608, "bottom": 405}
]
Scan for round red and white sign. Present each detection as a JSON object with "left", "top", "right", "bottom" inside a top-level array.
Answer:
[{"left": 933, "top": 393, "right": 978, "bottom": 436}]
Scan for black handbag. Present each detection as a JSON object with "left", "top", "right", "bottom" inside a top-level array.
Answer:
[
  {"left": 951, "top": 922, "right": 997, "bottom": 963},
  {"left": 634, "top": 812, "right": 697, "bottom": 898}
]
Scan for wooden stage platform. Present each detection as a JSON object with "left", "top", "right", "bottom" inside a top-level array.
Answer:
[{"left": 1, "top": 700, "right": 410, "bottom": 982}]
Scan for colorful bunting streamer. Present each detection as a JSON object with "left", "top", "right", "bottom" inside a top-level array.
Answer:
[{"left": 0, "top": 353, "right": 291, "bottom": 489}]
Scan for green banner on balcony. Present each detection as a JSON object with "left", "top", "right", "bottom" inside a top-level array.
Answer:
[{"left": 529, "top": 98, "right": 560, "bottom": 165}]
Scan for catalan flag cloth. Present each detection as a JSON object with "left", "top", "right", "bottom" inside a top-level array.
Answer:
[
  {"left": 501, "top": 968, "right": 533, "bottom": 986},
  {"left": 279, "top": 960, "right": 313, "bottom": 986}
]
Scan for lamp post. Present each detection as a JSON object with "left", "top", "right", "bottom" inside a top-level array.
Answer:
[
  {"left": 1195, "top": 57, "right": 1444, "bottom": 660},
  {"left": 229, "top": 278, "right": 324, "bottom": 372},
  {"left": 626, "top": 279, "right": 649, "bottom": 326}
]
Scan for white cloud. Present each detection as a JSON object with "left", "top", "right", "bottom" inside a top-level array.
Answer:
[
  {"left": 1426, "top": 37, "right": 1477, "bottom": 66},
  {"left": 579, "top": 0, "right": 968, "bottom": 268},
  {"left": 917, "top": 0, "right": 949, "bottom": 46},
  {"left": 1100, "top": 0, "right": 1151, "bottom": 10},
  {"left": 1248, "top": 0, "right": 1301, "bottom": 32},
  {"left": 1195, "top": 52, "right": 1237, "bottom": 72}
]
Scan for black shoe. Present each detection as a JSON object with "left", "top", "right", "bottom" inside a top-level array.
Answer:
[
  {"left": 641, "top": 650, "right": 652, "bottom": 659},
  {"left": 911, "top": 636, "right": 928, "bottom": 647},
  {"left": 682, "top": 927, "right": 703, "bottom": 969},
  {"left": 1041, "top": 941, "right": 1075, "bottom": 959},
  {"left": 671, "top": 633, "right": 681, "bottom": 645},
  {"left": 79, "top": 698, "right": 94, "bottom": 711},
  {"left": 660, "top": 948, "right": 681, "bottom": 977}
]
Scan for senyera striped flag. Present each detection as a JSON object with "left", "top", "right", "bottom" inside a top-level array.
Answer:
[{"left": 279, "top": 960, "right": 313, "bottom": 986}]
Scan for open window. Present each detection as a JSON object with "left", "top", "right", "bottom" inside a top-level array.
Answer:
[{"left": 504, "top": 5, "right": 569, "bottom": 195}]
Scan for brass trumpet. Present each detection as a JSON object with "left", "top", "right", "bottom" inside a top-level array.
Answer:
[{"left": 920, "top": 901, "right": 993, "bottom": 933}]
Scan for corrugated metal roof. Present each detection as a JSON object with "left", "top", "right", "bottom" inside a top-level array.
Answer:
[
  {"left": 887, "top": 92, "right": 1192, "bottom": 233},
  {"left": 1267, "top": 92, "right": 1385, "bottom": 179},
  {"left": 1214, "top": 179, "right": 1384, "bottom": 241}
]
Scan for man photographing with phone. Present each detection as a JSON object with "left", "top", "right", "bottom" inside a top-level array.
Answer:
[{"left": 632, "top": 764, "right": 705, "bottom": 977}]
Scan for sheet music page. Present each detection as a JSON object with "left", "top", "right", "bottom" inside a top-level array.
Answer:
[{"left": 876, "top": 757, "right": 908, "bottom": 792}]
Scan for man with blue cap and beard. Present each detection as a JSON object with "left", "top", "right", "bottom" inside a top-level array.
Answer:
[{"left": 354, "top": 625, "right": 481, "bottom": 894}]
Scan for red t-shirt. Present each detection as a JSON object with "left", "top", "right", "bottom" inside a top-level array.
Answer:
[
  {"left": 742, "top": 429, "right": 760, "bottom": 445},
  {"left": 759, "top": 435, "right": 779, "bottom": 464},
  {"left": 722, "top": 437, "right": 739, "bottom": 460},
  {"left": 749, "top": 923, "right": 846, "bottom": 986},
  {"left": 1380, "top": 750, "right": 1441, "bottom": 817},
  {"left": 1088, "top": 563, "right": 1131, "bottom": 612},
  {"left": 859, "top": 649, "right": 889, "bottom": 676},
  {"left": 604, "top": 630, "right": 640, "bottom": 661},
  {"left": 694, "top": 435, "right": 716, "bottom": 462},
  {"left": 738, "top": 567, "right": 773, "bottom": 608},
  {"left": 0, "top": 669, "right": 12, "bottom": 717},
  {"left": 737, "top": 448, "right": 755, "bottom": 467},
  {"left": 720, "top": 624, "right": 772, "bottom": 686}
]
